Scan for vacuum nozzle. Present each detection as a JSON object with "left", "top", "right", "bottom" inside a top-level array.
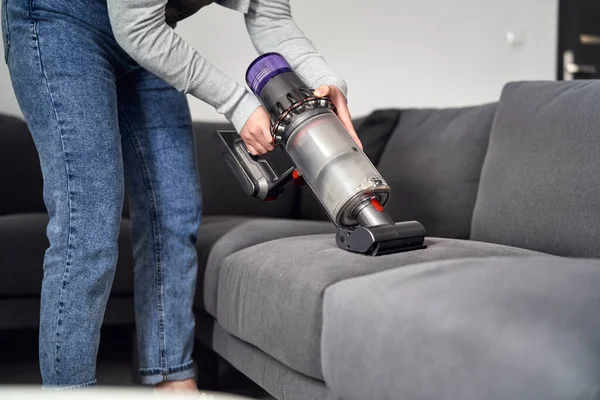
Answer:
[{"left": 336, "top": 221, "right": 427, "bottom": 256}]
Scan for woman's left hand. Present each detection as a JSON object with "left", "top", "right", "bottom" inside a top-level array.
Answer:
[{"left": 313, "top": 85, "right": 363, "bottom": 150}]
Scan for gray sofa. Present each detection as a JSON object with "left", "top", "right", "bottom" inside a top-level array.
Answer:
[{"left": 1, "top": 80, "right": 600, "bottom": 400}]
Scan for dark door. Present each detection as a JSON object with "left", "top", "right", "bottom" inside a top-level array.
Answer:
[{"left": 558, "top": 0, "right": 600, "bottom": 80}]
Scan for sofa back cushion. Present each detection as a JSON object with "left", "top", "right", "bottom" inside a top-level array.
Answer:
[
  {"left": 193, "top": 121, "right": 297, "bottom": 219},
  {"left": 0, "top": 113, "right": 136, "bottom": 217},
  {"left": 376, "top": 104, "right": 497, "bottom": 239},
  {"left": 471, "top": 81, "right": 600, "bottom": 257},
  {"left": 0, "top": 114, "right": 45, "bottom": 215},
  {"left": 0, "top": 114, "right": 296, "bottom": 219}
]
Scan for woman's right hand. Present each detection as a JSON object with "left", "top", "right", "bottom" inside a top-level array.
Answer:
[{"left": 240, "top": 106, "right": 275, "bottom": 156}]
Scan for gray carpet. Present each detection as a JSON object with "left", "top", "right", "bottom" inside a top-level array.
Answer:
[{"left": 0, "top": 326, "right": 273, "bottom": 399}]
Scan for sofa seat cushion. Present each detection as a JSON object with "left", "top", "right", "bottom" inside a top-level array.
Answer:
[
  {"left": 201, "top": 219, "right": 336, "bottom": 314},
  {"left": 214, "top": 236, "right": 542, "bottom": 380},
  {"left": 0, "top": 213, "right": 134, "bottom": 296},
  {"left": 195, "top": 215, "right": 255, "bottom": 310},
  {"left": 196, "top": 216, "right": 255, "bottom": 259},
  {"left": 322, "top": 257, "right": 600, "bottom": 400}
]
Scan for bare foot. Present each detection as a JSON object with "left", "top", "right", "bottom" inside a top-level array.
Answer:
[{"left": 156, "top": 378, "right": 199, "bottom": 392}]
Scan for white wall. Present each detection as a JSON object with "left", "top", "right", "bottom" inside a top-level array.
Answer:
[{"left": 0, "top": 0, "right": 558, "bottom": 120}]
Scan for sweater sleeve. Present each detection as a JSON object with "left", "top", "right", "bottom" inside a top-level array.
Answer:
[
  {"left": 244, "top": 0, "right": 348, "bottom": 97},
  {"left": 106, "top": 0, "right": 261, "bottom": 132}
]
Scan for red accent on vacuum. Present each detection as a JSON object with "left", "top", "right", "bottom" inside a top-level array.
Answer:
[{"left": 371, "top": 198, "right": 384, "bottom": 212}]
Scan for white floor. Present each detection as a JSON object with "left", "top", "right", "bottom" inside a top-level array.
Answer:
[{"left": 0, "top": 327, "right": 273, "bottom": 399}]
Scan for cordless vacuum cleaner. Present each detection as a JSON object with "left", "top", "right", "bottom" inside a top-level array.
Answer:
[{"left": 215, "top": 53, "right": 427, "bottom": 256}]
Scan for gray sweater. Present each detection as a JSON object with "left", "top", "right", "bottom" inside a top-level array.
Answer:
[{"left": 106, "top": 0, "right": 347, "bottom": 132}]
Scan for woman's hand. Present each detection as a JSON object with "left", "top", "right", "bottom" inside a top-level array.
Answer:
[
  {"left": 240, "top": 86, "right": 362, "bottom": 155},
  {"left": 314, "top": 85, "right": 363, "bottom": 149},
  {"left": 240, "top": 106, "right": 275, "bottom": 156}
]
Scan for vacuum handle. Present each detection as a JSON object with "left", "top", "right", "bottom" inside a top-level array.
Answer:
[
  {"left": 215, "top": 131, "right": 293, "bottom": 201},
  {"left": 269, "top": 166, "right": 295, "bottom": 193}
]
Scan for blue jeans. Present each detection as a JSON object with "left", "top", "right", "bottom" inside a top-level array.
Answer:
[{"left": 2, "top": 0, "right": 202, "bottom": 388}]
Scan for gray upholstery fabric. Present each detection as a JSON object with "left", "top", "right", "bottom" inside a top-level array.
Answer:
[
  {"left": 376, "top": 104, "right": 496, "bottom": 240},
  {"left": 195, "top": 215, "right": 253, "bottom": 309},
  {"left": 322, "top": 257, "right": 600, "bottom": 400},
  {"left": 354, "top": 112, "right": 399, "bottom": 166},
  {"left": 212, "top": 323, "right": 332, "bottom": 400},
  {"left": 215, "top": 235, "right": 540, "bottom": 380},
  {"left": 0, "top": 213, "right": 134, "bottom": 296},
  {"left": 203, "top": 219, "right": 335, "bottom": 315},
  {"left": 471, "top": 81, "right": 600, "bottom": 257},
  {"left": 0, "top": 114, "right": 45, "bottom": 215}
]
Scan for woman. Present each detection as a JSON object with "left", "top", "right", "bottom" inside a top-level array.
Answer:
[{"left": 2, "top": 0, "right": 360, "bottom": 390}]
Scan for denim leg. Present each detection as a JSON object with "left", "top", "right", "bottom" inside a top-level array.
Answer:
[
  {"left": 117, "top": 69, "right": 202, "bottom": 385},
  {"left": 4, "top": 0, "right": 124, "bottom": 388}
]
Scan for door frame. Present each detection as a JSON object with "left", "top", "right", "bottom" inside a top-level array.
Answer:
[{"left": 557, "top": 0, "right": 570, "bottom": 80}]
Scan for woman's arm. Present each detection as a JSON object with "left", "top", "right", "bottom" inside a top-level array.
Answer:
[
  {"left": 244, "top": 0, "right": 348, "bottom": 96},
  {"left": 106, "top": 0, "right": 261, "bottom": 132}
]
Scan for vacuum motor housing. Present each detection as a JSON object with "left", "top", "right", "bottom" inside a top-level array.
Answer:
[{"left": 216, "top": 53, "right": 427, "bottom": 255}]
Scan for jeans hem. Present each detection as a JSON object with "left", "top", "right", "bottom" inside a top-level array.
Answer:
[
  {"left": 41, "top": 380, "right": 96, "bottom": 390},
  {"left": 140, "top": 361, "right": 195, "bottom": 385}
]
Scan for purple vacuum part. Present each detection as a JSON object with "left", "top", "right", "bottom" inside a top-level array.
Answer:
[{"left": 246, "top": 53, "right": 293, "bottom": 96}]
